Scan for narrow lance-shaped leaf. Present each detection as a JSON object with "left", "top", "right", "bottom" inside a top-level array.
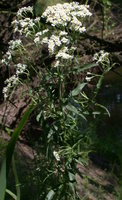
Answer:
[
  {"left": 0, "top": 103, "right": 35, "bottom": 200},
  {"left": 66, "top": 104, "right": 86, "bottom": 121},
  {"left": 0, "top": 158, "right": 6, "bottom": 200},
  {"left": 6, "top": 103, "right": 35, "bottom": 176},
  {"left": 71, "top": 83, "right": 87, "bottom": 97},
  {"left": 74, "top": 63, "right": 98, "bottom": 73}
]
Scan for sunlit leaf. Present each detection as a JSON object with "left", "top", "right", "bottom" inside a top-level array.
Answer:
[
  {"left": 71, "top": 83, "right": 87, "bottom": 96},
  {"left": 46, "top": 190, "right": 55, "bottom": 200}
]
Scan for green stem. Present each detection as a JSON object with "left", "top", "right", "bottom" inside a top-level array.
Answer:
[
  {"left": 101, "top": 3, "right": 105, "bottom": 40},
  {"left": 85, "top": 0, "right": 89, "bottom": 5}
]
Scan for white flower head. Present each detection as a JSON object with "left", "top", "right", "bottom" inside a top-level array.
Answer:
[
  {"left": 9, "top": 39, "right": 22, "bottom": 50},
  {"left": 59, "top": 31, "right": 68, "bottom": 36},
  {"left": 56, "top": 47, "right": 73, "bottom": 60},
  {"left": 42, "top": 2, "right": 92, "bottom": 33},
  {"left": 3, "top": 75, "right": 19, "bottom": 99},
  {"left": 41, "top": 37, "right": 49, "bottom": 44},
  {"left": 34, "top": 37, "right": 40, "bottom": 44},
  {"left": 93, "top": 50, "right": 109, "bottom": 64},
  {"left": 17, "top": 6, "right": 33, "bottom": 18},
  {"left": 16, "top": 63, "right": 27, "bottom": 76},
  {"left": 61, "top": 37, "right": 69, "bottom": 44},
  {"left": 1, "top": 51, "right": 12, "bottom": 65}
]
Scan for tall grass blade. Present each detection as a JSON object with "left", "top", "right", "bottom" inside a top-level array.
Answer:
[
  {"left": 0, "top": 103, "right": 35, "bottom": 200},
  {"left": 0, "top": 158, "right": 6, "bottom": 200},
  {"left": 6, "top": 103, "right": 35, "bottom": 176}
]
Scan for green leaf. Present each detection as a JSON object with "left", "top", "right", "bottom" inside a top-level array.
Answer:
[
  {"left": 95, "top": 103, "right": 110, "bottom": 117},
  {"left": 71, "top": 83, "right": 87, "bottom": 96},
  {"left": 74, "top": 63, "right": 98, "bottom": 73},
  {"left": 0, "top": 158, "right": 6, "bottom": 200},
  {"left": 46, "top": 190, "right": 55, "bottom": 200},
  {"left": 6, "top": 104, "right": 35, "bottom": 176},
  {"left": 68, "top": 172, "right": 76, "bottom": 195},
  {"left": 66, "top": 104, "right": 86, "bottom": 121},
  {"left": 0, "top": 104, "right": 35, "bottom": 200}
]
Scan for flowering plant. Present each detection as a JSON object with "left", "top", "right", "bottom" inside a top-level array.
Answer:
[
  {"left": 0, "top": 2, "right": 114, "bottom": 199},
  {"left": 1, "top": 2, "right": 92, "bottom": 102}
]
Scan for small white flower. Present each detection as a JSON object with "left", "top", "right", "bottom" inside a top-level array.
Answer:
[
  {"left": 17, "top": 6, "right": 33, "bottom": 18},
  {"left": 41, "top": 37, "right": 48, "bottom": 44},
  {"left": 56, "top": 52, "right": 73, "bottom": 60},
  {"left": 16, "top": 63, "right": 27, "bottom": 76},
  {"left": 51, "top": 35, "right": 61, "bottom": 46},
  {"left": 59, "top": 31, "right": 68, "bottom": 36},
  {"left": 56, "top": 47, "right": 73, "bottom": 60},
  {"left": 9, "top": 39, "right": 22, "bottom": 50},
  {"left": 53, "top": 151, "right": 60, "bottom": 161},
  {"left": 3, "top": 75, "right": 19, "bottom": 99},
  {"left": 61, "top": 37, "right": 69, "bottom": 44},
  {"left": 1, "top": 51, "right": 12, "bottom": 65},
  {"left": 54, "top": 60, "right": 60, "bottom": 68},
  {"left": 34, "top": 37, "right": 40, "bottom": 44},
  {"left": 42, "top": 29, "right": 49, "bottom": 34},
  {"left": 79, "top": 27, "right": 86, "bottom": 33},
  {"left": 93, "top": 50, "right": 109, "bottom": 64}
]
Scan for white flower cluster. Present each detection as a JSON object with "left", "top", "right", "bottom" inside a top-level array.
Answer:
[
  {"left": 12, "top": 6, "right": 41, "bottom": 36},
  {"left": 42, "top": 2, "right": 92, "bottom": 33},
  {"left": 17, "top": 6, "right": 33, "bottom": 18},
  {"left": 3, "top": 75, "right": 19, "bottom": 99},
  {"left": 34, "top": 29, "right": 49, "bottom": 44},
  {"left": 2, "top": 63, "right": 27, "bottom": 99},
  {"left": 16, "top": 63, "right": 27, "bottom": 76},
  {"left": 1, "top": 51, "right": 12, "bottom": 65},
  {"left": 9, "top": 39, "right": 22, "bottom": 50},
  {"left": 41, "top": 31, "right": 70, "bottom": 55},
  {"left": 56, "top": 47, "right": 73, "bottom": 60},
  {"left": 1, "top": 39, "right": 23, "bottom": 66},
  {"left": 12, "top": 17, "right": 41, "bottom": 36},
  {"left": 54, "top": 46, "right": 74, "bottom": 67},
  {"left": 93, "top": 50, "right": 109, "bottom": 64},
  {"left": 2, "top": 2, "right": 92, "bottom": 99}
]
